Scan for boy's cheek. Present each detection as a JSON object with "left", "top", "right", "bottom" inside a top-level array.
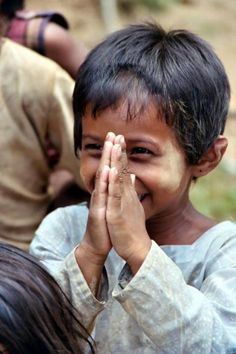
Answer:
[
  {"left": 80, "top": 159, "right": 101, "bottom": 193},
  {"left": 79, "top": 165, "right": 94, "bottom": 193}
]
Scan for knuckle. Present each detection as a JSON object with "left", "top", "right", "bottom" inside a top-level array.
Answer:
[
  {"left": 111, "top": 192, "right": 121, "bottom": 200},
  {"left": 96, "top": 169, "right": 102, "bottom": 180}
]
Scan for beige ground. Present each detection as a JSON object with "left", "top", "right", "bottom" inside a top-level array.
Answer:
[{"left": 26, "top": 0, "right": 236, "bottom": 166}]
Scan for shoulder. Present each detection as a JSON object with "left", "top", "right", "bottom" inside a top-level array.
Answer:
[
  {"left": 1, "top": 37, "right": 59, "bottom": 72},
  {"left": 191, "top": 221, "right": 236, "bottom": 261},
  {"left": 161, "top": 221, "right": 236, "bottom": 276},
  {"left": 56, "top": 202, "right": 89, "bottom": 220},
  {"left": 30, "top": 203, "right": 89, "bottom": 257},
  {"left": 199, "top": 221, "right": 236, "bottom": 248},
  {"left": 1, "top": 38, "right": 73, "bottom": 94},
  {"left": 197, "top": 221, "right": 236, "bottom": 273},
  {"left": 38, "top": 202, "right": 89, "bottom": 234}
]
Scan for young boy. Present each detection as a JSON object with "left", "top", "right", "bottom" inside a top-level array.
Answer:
[{"left": 30, "top": 23, "right": 236, "bottom": 353}]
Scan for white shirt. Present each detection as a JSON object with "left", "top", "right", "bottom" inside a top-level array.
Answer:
[{"left": 30, "top": 203, "right": 236, "bottom": 353}]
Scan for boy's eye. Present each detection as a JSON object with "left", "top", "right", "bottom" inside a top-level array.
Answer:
[
  {"left": 84, "top": 143, "right": 103, "bottom": 151},
  {"left": 131, "top": 147, "right": 153, "bottom": 155}
]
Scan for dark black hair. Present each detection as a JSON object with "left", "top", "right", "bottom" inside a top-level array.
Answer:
[
  {"left": 73, "top": 22, "right": 230, "bottom": 165},
  {"left": 0, "top": 0, "right": 24, "bottom": 18},
  {"left": 0, "top": 243, "right": 95, "bottom": 354}
]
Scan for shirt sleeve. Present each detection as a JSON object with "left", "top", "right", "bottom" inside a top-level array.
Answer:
[
  {"left": 30, "top": 205, "right": 107, "bottom": 331},
  {"left": 54, "top": 248, "right": 107, "bottom": 332},
  {"left": 30, "top": 206, "right": 79, "bottom": 271},
  {"left": 112, "top": 240, "right": 236, "bottom": 353}
]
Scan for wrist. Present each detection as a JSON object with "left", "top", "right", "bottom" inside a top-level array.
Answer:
[
  {"left": 125, "top": 239, "right": 152, "bottom": 275},
  {"left": 75, "top": 240, "right": 108, "bottom": 268},
  {"left": 75, "top": 241, "right": 107, "bottom": 297}
]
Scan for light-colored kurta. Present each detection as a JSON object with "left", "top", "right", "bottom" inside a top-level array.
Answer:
[
  {"left": 30, "top": 203, "right": 236, "bottom": 353},
  {"left": 0, "top": 38, "right": 81, "bottom": 250}
]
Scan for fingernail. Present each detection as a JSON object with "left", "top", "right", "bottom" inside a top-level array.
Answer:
[
  {"left": 106, "top": 132, "right": 113, "bottom": 139},
  {"left": 130, "top": 174, "right": 136, "bottom": 185},
  {"left": 120, "top": 136, "right": 125, "bottom": 144}
]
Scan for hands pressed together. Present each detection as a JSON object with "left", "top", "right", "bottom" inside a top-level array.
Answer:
[{"left": 76, "top": 132, "right": 152, "bottom": 294}]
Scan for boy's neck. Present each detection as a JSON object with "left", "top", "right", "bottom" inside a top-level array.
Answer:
[{"left": 146, "top": 202, "right": 216, "bottom": 246}]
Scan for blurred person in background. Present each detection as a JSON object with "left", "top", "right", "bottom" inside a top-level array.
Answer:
[
  {"left": 0, "top": 0, "right": 88, "bottom": 79},
  {"left": 0, "top": 28, "right": 88, "bottom": 250}
]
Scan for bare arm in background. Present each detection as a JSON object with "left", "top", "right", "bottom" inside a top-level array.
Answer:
[{"left": 44, "top": 22, "right": 89, "bottom": 79}]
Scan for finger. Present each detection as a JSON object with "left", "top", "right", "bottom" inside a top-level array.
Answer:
[
  {"left": 117, "top": 136, "right": 129, "bottom": 173},
  {"left": 114, "top": 134, "right": 123, "bottom": 145},
  {"left": 119, "top": 135, "right": 126, "bottom": 151},
  {"left": 110, "top": 137, "right": 132, "bottom": 192},
  {"left": 106, "top": 131, "right": 116, "bottom": 144},
  {"left": 119, "top": 139, "right": 132, "bottom": 186},
  {"left": 107, "top": 166, "right": 121, "bottom": 211},
  {"left": 96, "top": 132, "right": 115, "bottom": 175},
  {"left": 110, "top": 143, "right": 122, "bottom": 169},
  {"left": 118, "top": 137, "right": 136, "bottom": 194},
  {"left": 96, "top": 140, "right": 113, "bottom": 183},
  {"left": 113, "top": 135, "right": 127, "bottom": 167},
  {"left": 91, "top": 165, "right": 110, "bottom": 209}
]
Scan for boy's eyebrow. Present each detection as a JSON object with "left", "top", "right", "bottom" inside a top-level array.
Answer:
[
  {"left": 126, "top": 137, "right": 161, "bottom": 148},
  {"left": 82, "top": 134, "right": 161, "bottom": 148},
  {"left": 127, "top": 137, "right": 155, "bottom": 143},
  {"left": 82, "top": 134, "right": 102, "bottom": 141}
]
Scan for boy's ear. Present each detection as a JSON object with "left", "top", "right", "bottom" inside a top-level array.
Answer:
[{"left": 192, "top": 135, "right": 228, "bottom": 178}]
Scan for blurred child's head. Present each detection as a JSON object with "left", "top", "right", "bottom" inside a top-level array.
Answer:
[
  {"left": 0, "top": 0, "right": 24, "bottom": 18},
  {"left": 0, "top": 244, "right": 94, "bottom": 354},
  {"left": 73, "top": 22, "right": 230, "bottom": 166}
]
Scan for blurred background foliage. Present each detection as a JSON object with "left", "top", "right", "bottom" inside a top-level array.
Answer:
[
  {"left": 190, "top": 166, "right": 236, "bottom": 221},
  {"left": 118, "top": 0, "right": 177, "bottom": 11}
]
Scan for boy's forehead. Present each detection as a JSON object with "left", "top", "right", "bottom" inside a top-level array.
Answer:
[
  {"left": 83, "top": 98, "right": 163, "bottom": 123},
  {"left": 82, "top": 102, "right": 175, "bottom": 143}
]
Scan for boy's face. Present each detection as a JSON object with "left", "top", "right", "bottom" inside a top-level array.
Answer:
[{"left": 80, "top": 102, "right": 194, "bottom": 221}]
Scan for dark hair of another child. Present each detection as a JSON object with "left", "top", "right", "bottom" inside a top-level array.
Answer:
[
  {"left": 73, "top": 22, "right": 230, "bottom": 165},
  {"left": 0, "top": 243, "right": 95, "bottom": 354},
  {"left": 0, "top": 0, "right": 24, "bottom": 19}
]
